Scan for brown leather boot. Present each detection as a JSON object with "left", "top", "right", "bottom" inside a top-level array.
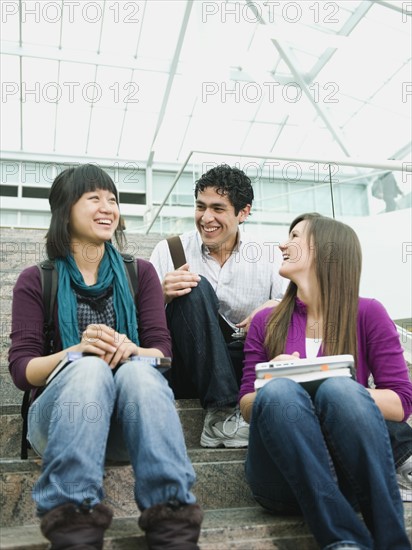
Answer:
[
  {"left": 138, "top": 500, "right": 203, "bottom": 549},
  {"left": 40, "top": 502, "right": 113, "bottom": 549}
]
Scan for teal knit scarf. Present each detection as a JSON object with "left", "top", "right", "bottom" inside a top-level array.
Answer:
[{"left": 55, "top": 243, "right": 139, "bottom": 348}]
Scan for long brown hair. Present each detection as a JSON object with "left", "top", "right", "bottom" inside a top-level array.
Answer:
[{"left": 264, "top": 213, "right": 362, "bottom": 366}]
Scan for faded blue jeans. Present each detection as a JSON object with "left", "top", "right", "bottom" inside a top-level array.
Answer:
[
  {"left": 28, "top": 356, "right": 197, "bottom": 516},
  {"left": 245, "top": 377, "right": 410, "bottom": 550}
]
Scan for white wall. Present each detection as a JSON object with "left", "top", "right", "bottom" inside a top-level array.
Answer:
[
  {"left": 243, "top": 208, "right": 412, "bottom": 321},
  {"left": 350, "top": 209, "right": 411, "bottom": 321}
]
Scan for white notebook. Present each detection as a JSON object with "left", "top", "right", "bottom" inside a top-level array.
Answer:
[{"left": 254, "top": 354, "right": 354, "bottom": 393}]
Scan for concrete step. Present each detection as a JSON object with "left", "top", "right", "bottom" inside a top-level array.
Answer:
[
  {"left": 0, "top": 367, "right": 21, "bottom": 408},
  {"left": 0, "top": 447, "right": 255, "bottom": 528},
  {"left": 2, "top": 453, "right": 411, "bottom": 539},
  {"left": 1, "top": 478, "right": 411, "bottom": 549},
  {"left": 1, "top": 505, "right": 411, "bottom": 550},
  {"left": 0, "top": 398, "right": 205, "bottom": 458},
  {"left": 0, "top": 386, "right": 252, "bottom": 529},
  {"left": 0, "top": 507, "right": 321, "bottom": 549}
]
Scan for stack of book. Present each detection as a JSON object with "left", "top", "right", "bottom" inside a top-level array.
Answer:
[{"left": 254, "top": 354, "right": 355, "bottom": 395}]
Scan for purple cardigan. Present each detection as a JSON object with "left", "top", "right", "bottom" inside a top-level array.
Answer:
[
  {"left": 9, "top": 259, "right": 172, "bottom": 391},
  {"left": 239, "top": 298, "right": 412, "bottom": 421}
]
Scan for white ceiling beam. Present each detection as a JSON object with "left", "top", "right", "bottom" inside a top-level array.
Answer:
[
  {"left": 147, "top": 0, "right": 193, "bottom": 165},
  {"left": 96, "top": 0, "right": 106, "bottom": 54},
  {"left": 307, "top": 1, "right": 374, "bottom": 82},
  {"left": 375, "top": 1, "right": 412, "bottom": 15},
  {"left": 2, "top": 148, "right": 409, "bottom": 172},
  {"left": 84, "top": 65, "right": 98, "bottom": 155},
  {"left": 176, "top": 97, "right": 198, "bottom": 160},
  {"left": 18, "top": 56, "right": 23, "bottom": 151},
  {"left": 240, "top": 3, "right": 355, "bottom": 158},
  {"left": 52, "top": 60, "right": 61, "bottom": 153},
  {"left": 271, "top": 40, "right": 352, "bottom": 157},
  {"left": 269, "top": 115, "right": 289, "bottom": 153},
  {"left": 1, "top": 41, "right": 171, "bottom": 74},
  {"left": 116, "top": 2, "right": 147, "bottom": 157},
  {"left": 133, "top": 0, "right": 147, "bottom": 58},
  {"left": 229, "top": 67, "right": 293, "bottom": 85},
  {"left": 58, "top": 0, "right": 64, "bottom": 49},
  {"left": 390, "top": 141, "right": 412, "bottom": 160}
]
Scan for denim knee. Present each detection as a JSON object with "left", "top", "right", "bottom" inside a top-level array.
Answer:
[
  {"left": 256, "top": 378, "right": 306, "bottom": 407},
  {"left": 316, "top": 376, "right": 360, "bottom": 400},
  {"left": 253, "top": 379, "right": 310, "bottom": 424},
  {"left": 60, "top": 356, "right": 113, "bottom": 397},
  {"left": 28, "top": 357, "right": 114, "bottom": 457},
  {"left": 114, "top": 361, "right": 174, "bottom": 400},
  {"left": 314, "top": 377, "right": 377, "bottom": 426}
]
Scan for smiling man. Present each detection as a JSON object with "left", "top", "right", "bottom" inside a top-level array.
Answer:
[{"left": 150, "top": 165, "right": 284, "bottom": 448}]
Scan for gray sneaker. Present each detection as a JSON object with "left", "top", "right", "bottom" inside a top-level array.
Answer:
[
  {"left": 397, "top": 456, "right": 412, "bottom": 502},
  {"left": 200, "top": 406, "right": 249, "bottom": 448}
]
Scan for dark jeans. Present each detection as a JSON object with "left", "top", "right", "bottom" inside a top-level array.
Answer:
[
  {"left": 165, "top": 276, "right": 243, "bottom": 409},
  {"left": 386, "top": 419, "right": 412, "bottom": 468},
  {"left": 166, "top": 278, "right": 412, "bottom": 468},
  {"left": 246, "top": 378, "right": 410, "bottom": 549}
]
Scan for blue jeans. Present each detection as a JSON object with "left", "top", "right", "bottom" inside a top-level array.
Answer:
[
  {"left": 28, "top": 356, "right": 197, "bottom": 516},
  {"left": 166, "top": 276, "right": 240, "bottom": 409},
  {"left": 386, "top": 419, "right": 412, "bottom": 468},
  {"left": 245, "top": 377, "right": 410, "bottom": 550}
]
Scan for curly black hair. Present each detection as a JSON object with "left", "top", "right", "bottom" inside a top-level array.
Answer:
[{"left": 194, "top": 164, "right": 254, "bottom": 215}]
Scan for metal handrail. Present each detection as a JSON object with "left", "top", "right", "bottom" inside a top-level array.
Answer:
[
  {"left": 145, "top": 151, "right": 194, "bottom": 234},
  {"left": 144, "top": 149, "right": 411, "bottom": 235}
]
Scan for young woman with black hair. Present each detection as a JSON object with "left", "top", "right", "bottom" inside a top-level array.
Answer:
[{"left": 9, "top": 164, "right": 202, "bottom": 549}]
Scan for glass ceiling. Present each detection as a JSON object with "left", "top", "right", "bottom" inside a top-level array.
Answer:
[{"left": 0, "top": 0, "right": 411, "bottom": 166}]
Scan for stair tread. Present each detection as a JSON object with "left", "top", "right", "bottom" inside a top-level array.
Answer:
[
  {"left": 2, "top": 505, "right": 411, "bottom": 549},
  {"left": 0, "top": 398, "right": 203, "bottom": 414},
  {"left": 0, "top": 397, "right": 207, "bottom": 455},
  {"left": 0, "top": 507, "right": 317, "bottom": 549},
  {"left": 1, "top": 505, "right": 411, "bottom": 549},
  {"left": 0, "top": 452, "right": 255, "bottom": 527},
  {"left": 0, "top": 446, "right": 247, "bottom": 471}
]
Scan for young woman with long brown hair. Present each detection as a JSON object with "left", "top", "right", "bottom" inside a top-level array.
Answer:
[{"left": 239, "top": 213, "right": 411, "bottom": 550}]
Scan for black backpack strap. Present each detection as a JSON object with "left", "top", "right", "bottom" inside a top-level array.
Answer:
[
  {"left": 21, "top": 261, "right": 57, "bottom": 459},
  {"left": 20, "top": 390, "right": 31, "bottom": 459},
  {"left": 38, "top": 260, "right": 58, "bottom": 354},
  {"left": 121, "top": 253, "right": 138, "bottom": 298},
  {"left": 166, "top": 236, "right": 186, "bottom": 270}
]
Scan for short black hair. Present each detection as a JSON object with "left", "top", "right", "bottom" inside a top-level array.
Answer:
[
  {"left": 46, "top": 164, "right": 125, "bottom": 259},
  {"left": 194, "top": 164, "right": 254, "bottom": 215}
]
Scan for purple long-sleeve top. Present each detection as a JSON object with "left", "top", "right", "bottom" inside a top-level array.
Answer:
[
  {"left": 239, "top": 298, "right": 412, "bottom": 421},
  {"left": 9, "top": 259, "right": 172, "bottom": 391}
]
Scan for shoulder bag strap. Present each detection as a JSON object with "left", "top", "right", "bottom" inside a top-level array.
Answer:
[
  {"left": 121, "top": 253, "right": 138, "bottom": 298},
  {"left": 166, "top": 236, "right": 186, "bottom": 270}
]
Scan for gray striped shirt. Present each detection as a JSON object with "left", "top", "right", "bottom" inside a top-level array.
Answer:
[{"left": 150, "top": 229, "right": 284, "bottom": 325}]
